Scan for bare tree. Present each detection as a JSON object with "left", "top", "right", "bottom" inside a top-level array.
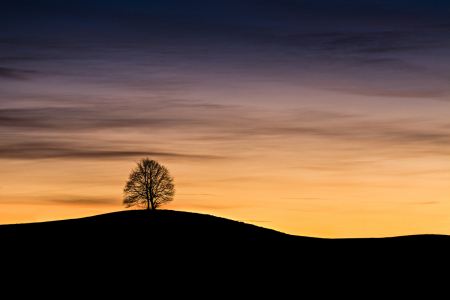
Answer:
[{"left": 123, "top": 158, "right": 175, "bottom": 210}]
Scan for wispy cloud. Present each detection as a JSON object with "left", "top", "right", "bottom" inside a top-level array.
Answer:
[
  {"left": 178, "top": 194, "right": 222, "bottom": 196},
  {"left": 373, "top": 201, "right": 439, "bottom": 205},
  {"left": 47, "top": 198, "right": 119, "bottom": 206},
  {"left": 0, "top": 67, "right": 36, "bottom": 80},
  {"left": 0, "top": 142, "right": 224, "bottom": 160},
  {"left": 2, "top": 102, "right": 450, "bottom": 165},
  {"left": 0, "top": 100, "right": 239, "bottom": 131}
]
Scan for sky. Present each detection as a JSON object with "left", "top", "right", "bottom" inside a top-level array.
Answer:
[{"left": 1, "top": 0, "right": 450, "bottom": 237}]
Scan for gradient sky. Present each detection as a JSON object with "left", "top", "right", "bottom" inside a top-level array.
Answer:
[{"left": 1, "top": 0, "right": 450, "bottom": 237}]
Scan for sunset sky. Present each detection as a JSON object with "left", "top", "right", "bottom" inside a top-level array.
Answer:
[{"left": 1, "top": 0, "right": 450, "bottom": 237}]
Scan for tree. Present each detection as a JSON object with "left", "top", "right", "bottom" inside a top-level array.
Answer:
[{"left": 123, "top": 158, "right": 175, "bottom": 210}]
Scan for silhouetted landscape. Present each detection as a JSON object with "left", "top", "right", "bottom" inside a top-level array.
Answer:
[
  {"left": 2, "top": 210, "right": 448, "bottom": 286},
  {"left": 1, "top": 209, "right": 448, "bottom": 298}
]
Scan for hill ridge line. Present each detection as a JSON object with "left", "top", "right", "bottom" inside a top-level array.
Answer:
[{"left": 1, "top": 209, "right": 449, "bottom": 239}]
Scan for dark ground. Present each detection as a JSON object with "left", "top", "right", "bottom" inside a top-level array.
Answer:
[{"left": 1, "top": 210, "right": 448, "bottom": 296}]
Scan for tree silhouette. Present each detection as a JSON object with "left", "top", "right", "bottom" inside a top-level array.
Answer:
[{"left": 123, "top": 158, "right": 175, "bottom": 210}]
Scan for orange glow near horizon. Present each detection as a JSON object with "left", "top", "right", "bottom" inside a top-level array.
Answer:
[
  {"left": 2, "top": 85, "right": 450, "bottom": 237},
  {"left": 2, "top": 105, "right": 450, "bottom": 239}
]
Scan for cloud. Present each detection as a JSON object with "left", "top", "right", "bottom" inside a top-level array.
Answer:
[
  {"left": 185, "top": 203, "right": 248, "bottom": 210},
  {"left": 2, "top": 103, "right": 450, "bottom": 164},
  {"left": 0, "top": 100, "right": 242, "bottom": 131},
  {"left": 324, "top": 87, "right": 446, "bottom": 99},
  {"left": 178, "top": 194, "right": 221, "bottom": 196},
  {"left": 47, "top": 198, "right": 118, "bottom": 206},
  {"left": 268, "top": 118, "right": 450, "bottom": 157},
  {"left": 0, "top": 67, "right": 36, "bottom": 80},
  {"left": 230, "top": 109, "right": 450, "bottom": 147},
  {"left": 281, "top": 30, "right": 434, "bottom": 55},
  {"left": 375, "top": 201, "right": 439, "bottom": 205},
  {"left": 0, "top": 142, "right": 223, "bottom": 160}
]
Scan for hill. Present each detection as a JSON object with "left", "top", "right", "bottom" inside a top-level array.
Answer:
[{"left": 1, "top": 209, "right": 448, "bottom": 296}]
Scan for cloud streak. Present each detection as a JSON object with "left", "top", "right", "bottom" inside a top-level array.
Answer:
[
  {"left": 0, "top": 67, "right": 36, "bottom": 80},
  {"left": 47, "top": 198, "right": 119, "bottom": 206},
  {"left": 2, "top": 102, "right": 450, "bottom": 164},
  {"left": 0, "top": 142, "right": 223, "bottom": 160}
]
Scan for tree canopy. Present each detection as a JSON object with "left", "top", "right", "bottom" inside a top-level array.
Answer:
[{"left": 123, "top": 158, "right": 175, "bottom": 210}]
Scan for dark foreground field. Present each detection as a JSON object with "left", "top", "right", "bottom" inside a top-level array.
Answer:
[{"left": 1, "top": 210, "right": 448, "bottom": 296}]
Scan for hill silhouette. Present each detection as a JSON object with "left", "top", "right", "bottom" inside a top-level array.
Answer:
[{"left": 1, "top": 210, "right": 447, "bottom": 296}]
